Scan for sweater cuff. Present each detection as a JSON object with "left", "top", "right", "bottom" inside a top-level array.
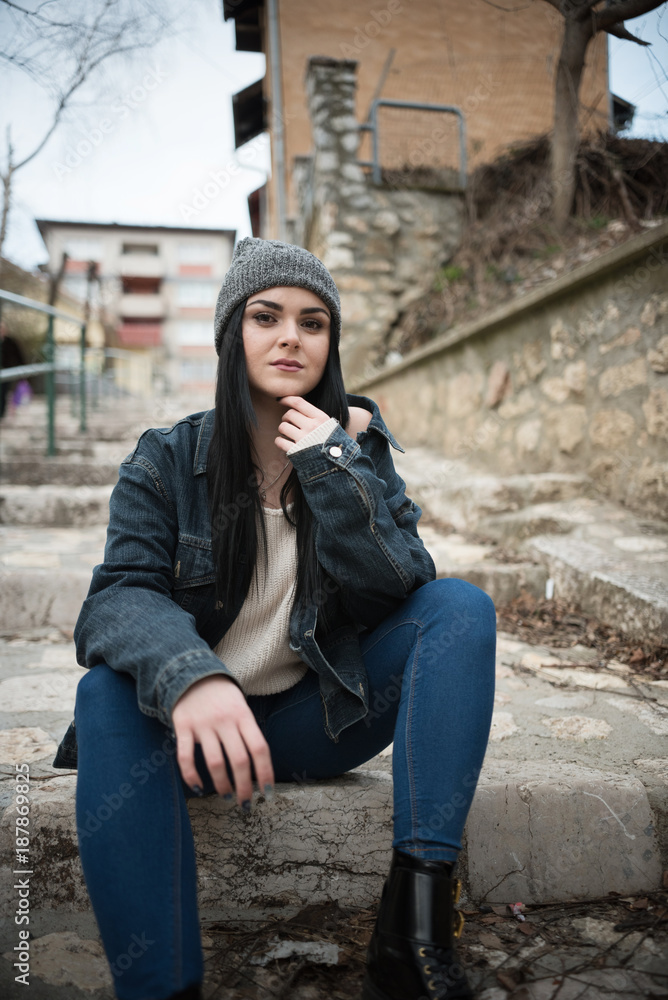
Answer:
[{"left": 286, "top": 416, "right": 340, "bottom": 456}]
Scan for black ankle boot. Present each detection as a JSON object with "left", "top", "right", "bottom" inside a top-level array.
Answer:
[
  {"left": 361, "top": 849, "right": 473, "bottom": 1000},
  {"left": 164, "top": 985, "right": 202, "bottom": 1000}
]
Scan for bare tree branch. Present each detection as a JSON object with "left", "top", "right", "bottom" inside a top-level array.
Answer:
[
  {"left": 0, "top": 0, "right": 82, "bottom": 29},
  {"left": 0, "top": 0, "right": 175, "bottom": 257},
  {"left": 594, "top": 0, "right": 666, "bottom": 32},
  {"left": 605, "top": 21, "right": 653, "bottom": 42}
]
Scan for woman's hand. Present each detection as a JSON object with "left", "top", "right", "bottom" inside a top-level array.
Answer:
[
  {"left": 171, "top": 674, "right": 274, "bottom": 807},
  {"left": 275, "top": 395, "right": 332, "bottom": 452}
]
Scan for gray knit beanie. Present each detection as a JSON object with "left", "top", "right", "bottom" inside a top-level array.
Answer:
[{"left": 214, "top": 237, "right": 341, "bottom": 355}]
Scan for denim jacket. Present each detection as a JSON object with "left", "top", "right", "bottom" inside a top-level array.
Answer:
[{"left": 52, "top": 393, "right": 436, "bottom": 769}]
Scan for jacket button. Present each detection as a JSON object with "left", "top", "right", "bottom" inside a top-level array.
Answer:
[{"left": 329, "top": 446, "right": 342, "bottom": 458}]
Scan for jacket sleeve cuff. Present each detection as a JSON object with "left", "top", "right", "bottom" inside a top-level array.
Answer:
[
  {"left": 155, "top": 648, "right": 244, "bottom": 728},
  {"left": 286, "top": 416, "right": 340, "bottom": 456}
]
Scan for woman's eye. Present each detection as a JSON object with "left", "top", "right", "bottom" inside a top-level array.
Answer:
[{"left": 253, "top": 313, "right": 321, "bottom": 330}]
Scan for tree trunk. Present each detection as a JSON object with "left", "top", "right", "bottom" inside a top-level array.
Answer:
[
  {"left": 551, "top": 15, "right": 592, "bottom": 231},
  {"left": 0, "top": 167, "right": 13, "bottom": 260}
]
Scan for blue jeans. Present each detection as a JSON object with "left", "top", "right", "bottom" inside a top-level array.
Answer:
[{"left": 74, "top": 577, "right": 496, "bottom": 999}]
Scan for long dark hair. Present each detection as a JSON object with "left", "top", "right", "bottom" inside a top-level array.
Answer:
[{"left": 206, "top": 296, "right": 350, "bottom": 620}]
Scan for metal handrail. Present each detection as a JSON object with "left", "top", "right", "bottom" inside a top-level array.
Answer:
[
  {"left": 0, "top": 288, "right": 87, "bottom": 455},
  {"left": 357, "top": 98, "right": 467, "bottom": 190},
  {"left": 0, "top": 361, "right": 76, "bottom": 380},
  {"left": 0, "top": 287, "right": 89, "bottom": 323}
]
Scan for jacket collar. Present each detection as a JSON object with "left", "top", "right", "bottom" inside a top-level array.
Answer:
[{"left": 193, "top": 392, "right": 404, "bottom": 477}]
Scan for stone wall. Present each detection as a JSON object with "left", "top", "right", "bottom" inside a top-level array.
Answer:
[
  {"left": 290, "top": 56, "right": 463, "bottom": 382},
  {"left": 350, "top": 221, "right": 668, "bottom": 521}
]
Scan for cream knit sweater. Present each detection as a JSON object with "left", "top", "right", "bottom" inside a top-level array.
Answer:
[{"left": 213, "top": 416, "right": 340, "bottom": 695}]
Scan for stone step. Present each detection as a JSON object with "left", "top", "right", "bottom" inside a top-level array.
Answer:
[
  {"left": 0, "top": 523, "right": 545, "bottom": 630},
  {"left": 0, "top": 437, "right": 136, "bottom": 460},
  {"left": 530, "top": 532, "right": 668, "bottom": 641},
  {"left": 420, "top": 525, "right": 548, "bottom": 603},
  {"left": 393, "top": 447, "right": 597, "bottom": 533},
  {"left": 2, "top": 393, "right": 208, "bottom": 428},
  {"left": 0, "top": 526, "right": 106, "bottom": 630},
  {"left": 476, "top": 497, "right": 619, "bottom": 543},
  {"left": 0, "top": 628, "right": 664, "bottom": 942},
  {"left": 0, "top": 485, "right": 113, "bottom": 527},
  {"left": 0, "top": 458, "right": 120, "bottom": 486}
]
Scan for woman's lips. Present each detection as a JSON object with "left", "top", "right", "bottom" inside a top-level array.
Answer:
[{"left": 272, "top": 363, "right": 303, "bottom": 371}]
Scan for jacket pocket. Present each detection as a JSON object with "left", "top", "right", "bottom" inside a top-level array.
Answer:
[{"left": 171, "top": 535, "right": 216, "bottom": 612}]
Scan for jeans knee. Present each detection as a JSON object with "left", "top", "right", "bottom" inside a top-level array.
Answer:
[
  {"left": 75, "top": 663, "right": 131, "bottom": 718},
  {"left": 417, "top": 577, "right": 496, "bottom": 652},
  {"left": 422, "top": 576, "right": 494, "bottom": 618}
]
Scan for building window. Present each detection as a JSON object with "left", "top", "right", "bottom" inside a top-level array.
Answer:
[
  {"left": 122, "top": 277, "right": 161, "bottom": 294},
  {"left": 177, "top": 242, "right": 213, "bottom": 265},
  {"left": 122, "top": 242, "right": 159, "bottom": 255},
  {"left": 180, "top": 359, "right": 217, "bottom": 383},
  {"left": 177, "top": 320, "right": 212, "bottom": 346},
  {"left": 176, "top": 282, "right": 218, "bottom": 308},
  {"left": 64, "top": 239, "right": 102, "bottom": 261}
]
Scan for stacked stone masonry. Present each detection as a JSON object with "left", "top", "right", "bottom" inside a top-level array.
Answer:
[
  {"left": 353, "top": 221, "right": 668, "bottom": 522},
  {"left": 291, "top": 56, "right": 463, "bottom": 381}
]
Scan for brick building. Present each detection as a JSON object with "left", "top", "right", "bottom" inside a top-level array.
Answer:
[{"left": 223, "top": 0, "right": 610, "bottom": 240}]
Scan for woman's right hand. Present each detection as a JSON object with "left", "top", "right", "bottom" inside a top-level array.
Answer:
[{"left": 171, "top": 673, "right": 274, "bottom": 807}]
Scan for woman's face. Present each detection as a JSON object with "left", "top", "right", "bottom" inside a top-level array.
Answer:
[{"left": 242, "top": 285, "right": 331, "bottom": 403}]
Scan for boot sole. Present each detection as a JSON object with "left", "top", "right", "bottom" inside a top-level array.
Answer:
[
  {"left": 360, "top": 974, "right": 391, "bottom": 1000},
  {"left": 361, "top": 971, "right": 474, "bottom": 1000}
]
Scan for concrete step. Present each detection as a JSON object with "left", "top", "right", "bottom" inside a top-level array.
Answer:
[
  {"left": 0, "top": 485, "right": 112, "bottom": 527},
  {"left": 420, "top": 525, "right": 548, "bottom": 603},
  {"left": 0, "top": 438, "right": 136, "bottom": 461},
  {"left": 0, "top": 526, "right": 106, "bottom": 629},
  {"left": 2, "top": 393, "right": 208, "bottom": 431},
  {"left": 476, "top": 497, "right": 620, "bottom": 543},
  {"left": 0, "top": 628, "right": 664, "bottom": 936},
  {"left": 393, "top": 447, "right": 597, "bottom": 533},
  {"left": 0, "top": 458, "right": 120, "bottom": 486},
  {"left": 0, "top": 523, "right": 545, "bottom": 630},
  {"left": 394, "top": 447, "right": 668, "bottom": 638},
  {"left": 530, "top": 532, "right": 668, "bottom": 641}
]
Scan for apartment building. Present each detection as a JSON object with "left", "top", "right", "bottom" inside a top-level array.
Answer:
[
  {"left": 223, "top": 0, "right": 610, "bottom": 240},
  {"left": 36, "top": 220, "right": 235, "bottom": 392}
]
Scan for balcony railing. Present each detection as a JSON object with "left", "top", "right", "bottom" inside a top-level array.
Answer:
[
  {"left": 119, "top": 293, "right": 165, "bottom": 318},
  {"left": 119, "top": 254, "right": 164, "bottom": 278}
]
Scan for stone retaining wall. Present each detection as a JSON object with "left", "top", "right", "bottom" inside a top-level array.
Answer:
[
  {"left": 351, "top": 221, "right": 668, "bottom": 520},
  {"left": 291, "top": 56, "right": 463, "bottom": 381}
]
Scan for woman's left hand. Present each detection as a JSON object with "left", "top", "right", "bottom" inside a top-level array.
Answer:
[{"left": 275, "top": 396, "right": 332, "bottom": 452}]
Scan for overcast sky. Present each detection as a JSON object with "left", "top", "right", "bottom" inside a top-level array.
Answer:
[{"left": 1, "top": 0, "right": 666, "bottom": 272}]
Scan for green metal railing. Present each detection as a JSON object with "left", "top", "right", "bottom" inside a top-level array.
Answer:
[{"left": 0, "top": 288, "right": 88, "bottom": 456}]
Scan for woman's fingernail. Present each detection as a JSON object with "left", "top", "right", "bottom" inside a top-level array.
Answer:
[
  {"left": 264, "top": 783, "right": 274, "bottom": 801},
  {"left": 191, "top": 784, "right": 203, "bottom": 796},
  {"left": 223, "top": 792, "right": 233, "bottom": 801},
  {"left": 241, "top": 799, "right": 252, "bottom": 813}
]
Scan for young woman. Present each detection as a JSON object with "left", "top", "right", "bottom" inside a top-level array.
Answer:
[{"left": 54, "top": 237, "right": 496, "bottom": 1000}]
